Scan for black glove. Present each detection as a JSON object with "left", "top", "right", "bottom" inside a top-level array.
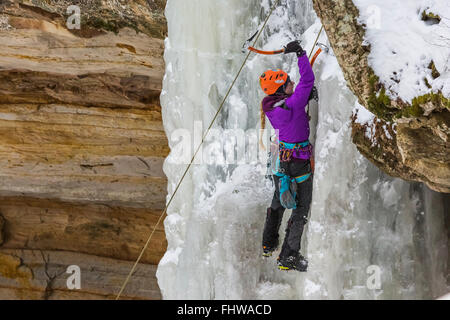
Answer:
[{"left": 284, "top": 40, "right": 305, "bottom": 57}]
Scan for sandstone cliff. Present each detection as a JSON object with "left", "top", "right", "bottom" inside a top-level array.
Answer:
[
  {"left": 0, "top": 0, "right": 168, "bottom": 299},
  {"left": 312, "top": 0, "right": 449, "bottom": 193}
]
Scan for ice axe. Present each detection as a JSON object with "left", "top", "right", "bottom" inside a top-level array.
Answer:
[
  {"left": 242, "top": 30, "right": 285, "bottom": 55},
  {"left": 243, "top": 27, "right": 326, "bottom": 67}
]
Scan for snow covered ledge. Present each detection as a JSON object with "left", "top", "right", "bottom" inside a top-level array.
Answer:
[{"left": 313, "top": 0, "right": 450, "bottom": 193}]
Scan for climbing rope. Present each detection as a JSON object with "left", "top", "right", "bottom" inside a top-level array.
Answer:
[
  {"left": 115, "top": 0, "right": 282, "bottom": 300},
  {"left": 309, "top": 25, "right": 324, "bottom": 58}
]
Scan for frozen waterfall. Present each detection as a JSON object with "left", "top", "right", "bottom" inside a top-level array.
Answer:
[{"left": 157, "top": 0, "right": 449, "bottom": 299}]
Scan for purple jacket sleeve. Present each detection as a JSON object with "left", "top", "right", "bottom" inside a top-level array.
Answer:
[{"left": 285, "top": 54, "right": 315, "bottom": 110}]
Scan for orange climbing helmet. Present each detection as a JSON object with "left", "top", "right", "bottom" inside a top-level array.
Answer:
[{"left": 260, "top": 69, "right": 289, "bottom": 95}]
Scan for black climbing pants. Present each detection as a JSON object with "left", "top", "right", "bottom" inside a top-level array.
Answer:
[{"left": 262, "top": 159, "right": 313, "bottom": 258}]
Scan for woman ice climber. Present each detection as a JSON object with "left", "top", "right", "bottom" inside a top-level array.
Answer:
[{"left": 260, "top": 40, "right": 314, "bottom": 272}]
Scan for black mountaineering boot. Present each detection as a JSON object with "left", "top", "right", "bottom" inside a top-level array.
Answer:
[{"left": 277, "top": 254, "right": 308, "bottom": 272}]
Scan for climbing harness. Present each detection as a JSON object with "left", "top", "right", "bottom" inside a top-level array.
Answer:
[
  {"left": 278, "top": 140, "right": 312, "bottom": 162},
  {"left": 268, "top": 137, "right": 312, "bottom": 207}
]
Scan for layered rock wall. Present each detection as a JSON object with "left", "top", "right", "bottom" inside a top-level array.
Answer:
[{"left": 0, "top": 0, "right": 168, "bottom": 299}]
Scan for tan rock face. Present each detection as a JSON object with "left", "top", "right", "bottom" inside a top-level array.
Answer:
[
  {"left": 0, "top": 197, "right": 167, "bottom": 265},
  {"left": 0, "top": 0, "right": 168, "bottom": 299},
  {"left": 0, "top": 249, "right": 161, "bottom": 300},
  {"left": 313, "top": 0, "right": 449, "bottom": 193}
]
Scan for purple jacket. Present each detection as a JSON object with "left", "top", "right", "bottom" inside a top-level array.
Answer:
[{"left": 262, "top": 54, "right": 315, "bottom": 146}]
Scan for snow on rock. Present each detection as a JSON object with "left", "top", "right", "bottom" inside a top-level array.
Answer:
[
  {"left": 352, "top": 102, "right": 378, "bottom": 146},
  {"left": 353, "top": 102, "right": 376, "bottom": 126},
  {"left": 353, "top": 0, "right": 450, "bottom": 103},
  {"left": 353, "top": 101, "right": 397, "bottom": 148}
]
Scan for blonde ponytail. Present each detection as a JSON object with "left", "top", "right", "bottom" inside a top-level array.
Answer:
[{"left": 259, "top": 103, "right": 266, "bottom": 151}]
